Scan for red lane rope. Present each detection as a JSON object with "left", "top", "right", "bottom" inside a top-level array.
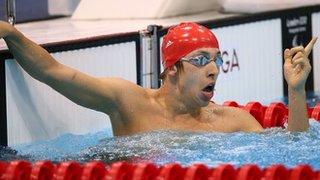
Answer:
[
  {"left": 0, "top": 160, "right": 319, "bottom": 180},
  {"left": 223, "top": 101, "right": 320, "bottom": 127}
]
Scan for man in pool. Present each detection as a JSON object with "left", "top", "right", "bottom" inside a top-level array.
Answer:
[{"left": 0, "top": 21, "right": 317, "bottom": 135}]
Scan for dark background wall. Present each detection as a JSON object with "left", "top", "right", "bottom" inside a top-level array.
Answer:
[{"left": 0, "top": 0, "right": 49, "bottom": 23}]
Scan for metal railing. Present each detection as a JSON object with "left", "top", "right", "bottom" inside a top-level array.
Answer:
[{"left": 6, "top": 0, "right": 16, "bottom": 25}]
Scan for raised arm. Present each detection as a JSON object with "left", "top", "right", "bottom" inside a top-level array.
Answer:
[
  {"left": 284, "top": 38, "right": 317, "bottom": 132},
  {"left": 0, "top": 21, "right": 141, "bottom": 114}
]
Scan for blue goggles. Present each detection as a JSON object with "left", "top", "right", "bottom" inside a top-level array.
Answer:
[{"left": 180, "top": 54, "right": 223, "bottom": 68}]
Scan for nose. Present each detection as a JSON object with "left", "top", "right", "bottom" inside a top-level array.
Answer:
[
  {"left": 208, "top": 72, "right": 215, "bottom": 79},
  {"left": 206, "top": 62, "right": 219, "bottom": 79}
]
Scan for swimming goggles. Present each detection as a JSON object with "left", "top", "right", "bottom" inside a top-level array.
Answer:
[{"left": 180, "top": 54, "right": 223, "bottom": 68}]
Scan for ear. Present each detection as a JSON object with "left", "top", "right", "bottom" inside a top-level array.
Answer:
[{"left": 167, "top": 65, "right": 178, "bottom": 77}]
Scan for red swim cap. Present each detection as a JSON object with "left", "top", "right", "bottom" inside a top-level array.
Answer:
[{"left": 161, "top": 22, "right": 219, "bottom": 69}]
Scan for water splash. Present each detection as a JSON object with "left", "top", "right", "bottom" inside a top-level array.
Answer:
[{"left": 4, "top": 120, "right": 320, "bottom": 170}]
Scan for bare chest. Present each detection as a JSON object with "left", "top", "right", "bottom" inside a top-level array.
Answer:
[{"left": 112, "top": 104, "right": 237, "bottom": 135}]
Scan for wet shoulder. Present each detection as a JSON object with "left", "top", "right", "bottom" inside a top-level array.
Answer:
[
  {"left": 208, "top": 103, "right": 244, "bottom": 119},
  {"left": 207, "top": 102, "right": 263, "bottom": 132},
  {"left": 101, "top": 77, "right": 151, "bottom": 100}
]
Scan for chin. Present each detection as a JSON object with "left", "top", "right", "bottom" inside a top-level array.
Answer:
[
  {"left": 196, "top": 95, "right": 210, "bottom": 107},
  {"left": 200, "top": 100, "right": 210, "bottom": 107}
]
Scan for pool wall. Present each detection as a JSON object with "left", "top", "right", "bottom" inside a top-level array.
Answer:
[{"left": 0, "top": 34, "right": 141, "bottom": 145}]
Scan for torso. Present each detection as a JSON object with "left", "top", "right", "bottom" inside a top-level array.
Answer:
[{"left": 109, "top": 89, "right": 242, "bottom": 136}]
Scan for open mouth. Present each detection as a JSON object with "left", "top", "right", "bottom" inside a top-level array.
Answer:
[
  {"left": 200, "top": 83, "right": 215, "bottom": 101},
  {"left": 202, "top": 83, "right": 215, "bottom": 93}
]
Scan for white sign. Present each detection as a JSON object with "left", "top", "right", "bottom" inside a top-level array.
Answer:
[
  {"left": 6, "top": 42, "right": 137, "bottom": 145},
  {"left": 312, "top": 12, "right": 320, "bottom": 93},
  {"left": 213, "top": 19, "right": 283, "bottom": 105}
]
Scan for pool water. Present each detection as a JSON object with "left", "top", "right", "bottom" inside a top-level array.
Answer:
[
  {"left": 1, "top": 92, "right": 320, "bottom": 169},
  {"left": 71, "top": 122, "right": 320, "bottom": 169},
  {"left": 0, "top": 120, "right": 318, "bottom": 170}
]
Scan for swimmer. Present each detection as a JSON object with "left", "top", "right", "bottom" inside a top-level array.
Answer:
[{"left": 0, "top": 21, "right": 317, "bottom": 135}]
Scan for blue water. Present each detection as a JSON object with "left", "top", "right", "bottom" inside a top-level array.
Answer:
[
  {"left": 0, "top": 92, "right": 319, "bottom": 169},
  {"left": 0, "top": 120, "right": 318, "bottom": 170}
]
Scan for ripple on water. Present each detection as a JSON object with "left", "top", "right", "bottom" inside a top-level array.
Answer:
[{"left": 2, "top": 120, "right": 319, "bottom": 170}]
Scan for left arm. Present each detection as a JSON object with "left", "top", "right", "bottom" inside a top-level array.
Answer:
[{"left": 284, "top": 38, "right": 317, "bottom": 131}]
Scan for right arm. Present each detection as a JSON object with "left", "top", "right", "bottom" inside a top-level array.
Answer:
[
  {"left": 283, "top": 38, "right": 317, "bottom": 132},
  {"left": 0, "top": 21, "right": 143, "bottom": 114}
]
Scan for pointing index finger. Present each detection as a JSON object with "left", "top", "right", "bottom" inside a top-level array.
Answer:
[{"left": 305, "top": 37, "right": 318, "bottom": 56}]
